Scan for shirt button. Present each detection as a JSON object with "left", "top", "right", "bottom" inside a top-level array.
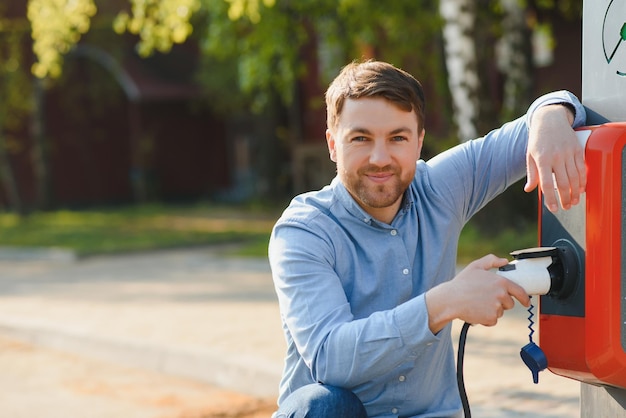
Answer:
[
  {"left": 399, "top": 375, "right": 406, "bottom": 382},
  {"left": 402, "top": 268, "right": 409, "bottom": 275},
  {"left": 391, "top": 407, "right": 399, "bottom": 414},
  {"left": 390, "top": 229, "right": 397, "bottom": 236}
]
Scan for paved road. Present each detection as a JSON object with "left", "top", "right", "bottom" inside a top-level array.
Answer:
[
  {"left": 0, "top": 247, "right": 581, "bottom": 417},
  {"left": 0, "top": 334, "right": 275, "bottom": 418}
]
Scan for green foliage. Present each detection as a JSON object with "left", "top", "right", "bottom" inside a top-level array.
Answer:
[
  {"left": 199, "top": 0, "right": 311, "bottom": 112},
  {"left": 27, "top": 0, "right": 97, "bottom": 78},
  {"left": 224, "top": 0, "right": 276, "bottom": 23},
  {"left": 19, "top": 0, "right": 584, "bottom": 112},
  {"left": 192, "top": 0, "right": 580, "bottom": 119},
  {"left": 113, "top": 0, "right": 201, "bottom": 57},
  {"left": 27, "top": 0, "right": 204, "bottom": 78},
  {"left": 197, "top": 0, "right": 444, "bottom": 112},
  {"left": 532, "top": 0, "right": 583, "bottom": 20}
]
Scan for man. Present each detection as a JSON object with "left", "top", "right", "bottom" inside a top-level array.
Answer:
[{"left": 268, "top": 60, "right": 586, "bottom": 417}]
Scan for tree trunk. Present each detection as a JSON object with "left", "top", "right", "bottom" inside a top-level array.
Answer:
[
  {"left": 439, "top": 0, "right": 480, "bottom": 142},
  {"left": 31, "top": 77, "right": 52, "bottom": 210},
  {"left": 497, "top": 0, "right": 534, "bottom": 120},
  {"left": 0, "top": 132, "right": 23, "bottom": 214}
]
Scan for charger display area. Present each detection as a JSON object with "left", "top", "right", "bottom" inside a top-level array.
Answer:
[
  {"left": 539, "top": 123, "right": 626, "bottom": 389},
  {"left": 582, "top": 0, "right": 626, "bottom": 125}
]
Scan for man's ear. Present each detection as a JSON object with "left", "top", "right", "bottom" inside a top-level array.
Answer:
[
  {"left": 417, "top": 129, "right": 426, "bottom": 157},
  {"left": 326, "top": 129, "right": 337, "bottom": 162}
]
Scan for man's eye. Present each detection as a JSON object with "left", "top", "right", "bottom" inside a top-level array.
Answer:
[
  {"left": 351, "top": 136, "right": 367, "bottom": 142},
  {"left": 392, "top": 136, "right": 407, "bottom": 142}
]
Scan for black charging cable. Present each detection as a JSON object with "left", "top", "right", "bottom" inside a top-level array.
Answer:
[{"left": 457, "top": 322, "right": 472, "bottom": 418}]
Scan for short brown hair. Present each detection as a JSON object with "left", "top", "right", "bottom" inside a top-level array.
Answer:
[{"left": 325, "top": 60, "right": 426, "bottom": 132}]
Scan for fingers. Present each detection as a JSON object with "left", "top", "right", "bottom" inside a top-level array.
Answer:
[
  {"left": 455, "top": 256, "right": 531, "bottom": 327},
  {"left": 555, "top": 144, "right": 586, "bottom": 208},
  {"left": 554, "top": 160, "right": 575, "bottom": 210},
  {"left": 525, "top": 103, "right": 587, "bottom": 212},
  {"left": 504, "top": 279, "right": 531, "bottom": 308},
  {"left": 468, "top": 254, "right": 509, "bottom": 271},
  {"left": 524, "top": 157, "right": 539, "bottom": 193},
  {"left": 492, "top": 278, "right": 529, "bottom": 314},
  {"left": 482, "top": 280, "right": 529, "bottom": 327},
  {"left": 574, "top": 146, "right": 587, "bottom": 194},
  {"left": 526, "top": 147, "right": 586, "bottom": 213}
]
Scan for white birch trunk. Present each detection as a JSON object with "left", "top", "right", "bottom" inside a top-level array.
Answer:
[
  {"left": 497, "top": 0, "right": 533, "bottom": 119},
  {"left": 439, "top": 0, "right": 479, "bottom": 142}
]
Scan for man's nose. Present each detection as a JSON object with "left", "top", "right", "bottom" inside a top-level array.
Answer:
[{"left": 369, "top": 141, "right": 392, "bottom": 166}]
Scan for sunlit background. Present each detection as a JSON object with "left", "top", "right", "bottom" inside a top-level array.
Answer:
[{"left": 0, "top": 2, "right": 584, "bottom": 417}]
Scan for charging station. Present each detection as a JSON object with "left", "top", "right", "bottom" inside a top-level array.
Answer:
[
  {"left": 539, "top": 124, "right": 626, "bottom": 390},
  {"left": 539, "top": 0, "right": 626, "bottom": 414},
  {"left": 460, "top": 2, "right": 626, "bottom": 414}
]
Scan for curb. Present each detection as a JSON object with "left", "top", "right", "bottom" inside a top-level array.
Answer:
[{"left": 0, "top": 247, "right": 77, "bottom": 263}]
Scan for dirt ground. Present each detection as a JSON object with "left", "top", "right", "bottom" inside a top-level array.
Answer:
[{"left": 0, "top": 335, "right": 277, "bottom": 418}]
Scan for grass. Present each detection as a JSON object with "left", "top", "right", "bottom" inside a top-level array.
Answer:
[
  {"left": 457, "top": 222, "right": 538, "bottom": 264},
  {"left": 0, "top": 202, "right": 538, "bottom": 261},
  {"left": 0, "top": 203, "right": 279, "bottom": 258}
]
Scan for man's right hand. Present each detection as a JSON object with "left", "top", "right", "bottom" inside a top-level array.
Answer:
[{"left": 424, "top": 254, "right": 530, "bottom": 334}]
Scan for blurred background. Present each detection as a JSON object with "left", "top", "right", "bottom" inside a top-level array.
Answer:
[
  {"left": 0, "top": 2, "right": 585, "bottom": 416},
  {"left": 0, "top": 0, "right": 583, "bottom": 257}
]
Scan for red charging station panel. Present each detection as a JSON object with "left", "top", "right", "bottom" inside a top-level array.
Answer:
[{"left": 539, "top": 122, "right": 626, "bottom": 388}]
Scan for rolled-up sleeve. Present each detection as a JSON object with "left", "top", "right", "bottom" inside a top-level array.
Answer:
[{"left": 526, "top": 90, "right": 586, "bottom": 128}]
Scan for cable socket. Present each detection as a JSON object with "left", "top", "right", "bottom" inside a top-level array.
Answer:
[{"left": 498, "top": 246, "right": 580, "bottom": 298}]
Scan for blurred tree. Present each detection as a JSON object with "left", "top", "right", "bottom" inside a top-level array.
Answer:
[
  {"left": 28, "top": 0, "right": 97, "bottom": 79},
  {"left": 0, "top": 2, "right": 89, "bottom": 212},
  {"left": 0, "top": 7, "right": 31, "bottom": 214},
  {"left": 189, "top": 0, "right": 447, "bottom": 198},
  {"left": 0, "top": 0, "right": 583, "bottom": 212},
  {"left": 439, "top": 0, "right": 479, "bottom": 142},
  {"left": 20, "top": 0, "right": 581, "bottom": 128},
  {"left": 491, "top": 0, "right": 582, "bottom": 121},
  {"left": 112, "top": 0, "right": 200, "bottom": 57},
  {"left": 185, "top": 0, "right": 445, "bottom": 114},
  {"left": 25, "top": 0, "right": 200, "bottom": 207},
  {"left": 497, "top": 0, "right": 534, "bottom": 122}
]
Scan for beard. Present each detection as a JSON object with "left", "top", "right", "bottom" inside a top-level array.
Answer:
[{"left": 342, "top": 165, "right": 412, "bottom": 209}]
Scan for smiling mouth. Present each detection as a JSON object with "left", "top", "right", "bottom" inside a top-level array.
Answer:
[{"left": 365, "top": 172, "right": 394, "bottom": 183}]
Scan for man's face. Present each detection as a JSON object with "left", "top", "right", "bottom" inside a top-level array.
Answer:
[{"left": 326, "top": 97, "right": 425, "bottom": 223}]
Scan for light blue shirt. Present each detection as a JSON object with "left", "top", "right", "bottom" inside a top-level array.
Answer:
[{"left": 268, "top": 91, "right": 585, "bottom": 417}]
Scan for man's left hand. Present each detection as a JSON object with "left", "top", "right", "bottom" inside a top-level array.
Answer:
[{"left": 525, "top": 104, "right": 586, "bottom": 212}]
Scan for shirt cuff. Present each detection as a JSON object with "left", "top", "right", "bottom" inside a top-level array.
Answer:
[
  {"left": 393, "top": 294, "right": 439, "bottom": 355},
  {"left": 526, "top": 90, "right": 586, "bottom": 128}
]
